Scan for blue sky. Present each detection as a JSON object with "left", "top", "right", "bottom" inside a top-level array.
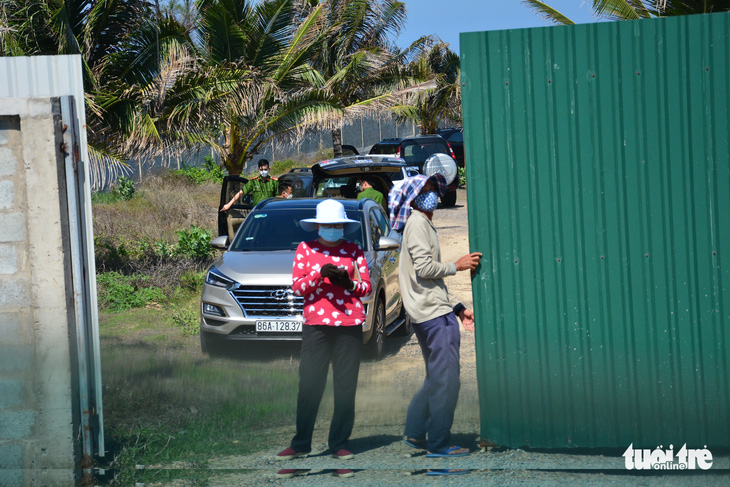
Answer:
[{"left": 397, "top": 0, "right": 600, "bottom": 53}]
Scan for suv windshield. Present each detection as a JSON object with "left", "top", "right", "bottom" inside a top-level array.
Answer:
[{"left": 229, "top": 208, "right": 365, "bottom": 251}]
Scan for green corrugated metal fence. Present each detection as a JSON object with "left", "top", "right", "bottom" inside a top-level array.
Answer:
[{"left": 461, "top": 12, "right": 730, "bottom": 448}]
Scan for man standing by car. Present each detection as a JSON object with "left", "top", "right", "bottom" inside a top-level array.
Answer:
[
  {"left": 221, "top": 159, "right": 278, "bottom": 210},
  {"left": 356, "top": 175, "right": 385, "bottom": 208},
  {"left": 389, "top": 174, "right": 482, "bottom": 463}
]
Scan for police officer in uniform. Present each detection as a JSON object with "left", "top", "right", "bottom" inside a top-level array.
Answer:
[
  {"left": 221, "top": 159, "right": 278, "bottom": 238},
  {"left": 222, "top": 159, "right": 278, "bottom": 210}
]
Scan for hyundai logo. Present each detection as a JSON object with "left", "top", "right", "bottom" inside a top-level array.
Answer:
[{"left": 271, "top": 289, "right": 293, "bottom": 300}]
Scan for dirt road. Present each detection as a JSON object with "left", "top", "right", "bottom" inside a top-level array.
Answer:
[{"left": 175, "top": 189, "right": 729, "bottom": 486}]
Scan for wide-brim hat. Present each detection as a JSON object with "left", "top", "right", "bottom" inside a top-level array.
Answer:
[{"left": 300, "top": 199, "right": 361, "bottom": 233}]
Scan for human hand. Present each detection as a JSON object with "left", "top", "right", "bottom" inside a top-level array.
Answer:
[
  {"left": 320, "top": 263, "right": 340, "bottom": 280},
  {"left": 455, "top": 252, "right": 482, "bottom": 272},
  {"left": 459, "top": 308, "right": 475, "bottom": 332},
  {"left": 220, "top": 203, "right": 230, "bottom": 212},
  {"left": 329, "top": 271, "right": 353, "bottom": 289}
]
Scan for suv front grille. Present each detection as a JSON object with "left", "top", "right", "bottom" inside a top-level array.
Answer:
[{"left": 230, "top": 285, "right": 303, "bottom": 318}]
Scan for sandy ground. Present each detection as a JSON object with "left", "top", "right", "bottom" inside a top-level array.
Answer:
[{"left": 146, "top": 189, "right": 729, "bottom": 486}]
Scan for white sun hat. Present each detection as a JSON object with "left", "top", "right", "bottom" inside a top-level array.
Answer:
[{"left": 300, "top": 199, "right": 361, "bottom": 233}]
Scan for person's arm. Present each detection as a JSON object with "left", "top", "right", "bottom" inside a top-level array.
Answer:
[
  {"left": 449, "top": 252, "right": 481, "bottom": 329},
  {"left": 292, "top": 243, "right": 323, "bottom": 297},
  {"left": 350, "top": 246, "right": 372, "bottom": 297},
  {"left": 453, "top": 302, "right": 475, "bottom": 331},
  {"left": 221, "top": 190, "right": 242, "bottom": 211},
  {"left": 407, "top": 220, "right": 457, "bottom": 280}
]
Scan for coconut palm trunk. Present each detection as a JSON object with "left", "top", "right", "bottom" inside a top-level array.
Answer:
[{"left": 332, "top": 127, "right": 343, "bottom": 157}]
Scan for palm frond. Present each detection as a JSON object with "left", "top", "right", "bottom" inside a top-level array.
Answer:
[
  {"left": 592, "top": 0, "right": 645, "bottom": 19},
  {"left": 521, "top": 0, "right": 576, "bottom": 25}
]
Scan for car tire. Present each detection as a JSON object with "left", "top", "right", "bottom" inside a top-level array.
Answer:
[
  {"left": 368, "top": 299, "right": 386, "bottom": 359},
  {"left": 441, "top": 190, "right": 457, "bottom": 207}
]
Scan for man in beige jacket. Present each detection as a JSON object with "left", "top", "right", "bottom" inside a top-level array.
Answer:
[{"left": 389, "top": 174, "right": 481, "bottom": 463}]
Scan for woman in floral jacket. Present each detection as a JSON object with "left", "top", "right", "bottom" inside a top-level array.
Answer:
[{"left": 276, "top": 199, "right": 371, "bottom": 479}]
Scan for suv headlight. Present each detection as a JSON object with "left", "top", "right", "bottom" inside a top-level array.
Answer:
[{"left": 205, "top": 266, "right": 234, "bottom": 288}]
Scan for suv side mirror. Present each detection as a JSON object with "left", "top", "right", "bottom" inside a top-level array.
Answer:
[
  {"left": 376, "top": 236, "right": 400, "bottom": 251},
  {"left": 211, "top": 236, "right": 229, "bottom": 249}
]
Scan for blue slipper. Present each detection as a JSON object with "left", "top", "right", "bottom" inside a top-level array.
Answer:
[
  {"left": 403, "top": 437, "right": 427, "bottom": 449},
  {"left": 425, "top": 446, "right": 471, "bottom": 458},
  {"left": 426, "top": 469, "right": 470, "bottom": 476}
]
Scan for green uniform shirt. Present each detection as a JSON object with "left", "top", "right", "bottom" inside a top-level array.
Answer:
[
  {"left": 357, "top": 187, "right": 385, "bottom": 207},
  {"left": 242, "top": 177, "right": 278, "bottom": 206}
]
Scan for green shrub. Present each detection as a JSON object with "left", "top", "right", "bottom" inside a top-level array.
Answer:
[
  {"left": 91, "top": 191, "right": 122, "bottom": 204},
  {"left": 270, "top": 159, "right": 303, "bottom": 175},
  {"left": 179, "top": 270, "right": 206, "bottom": 293},
  {"left": 174, "top": 226, "right": 213, "bottom": 259},
  {"left": 171, "top": 306, "right": 199, "bottom": 337},
  {"left": 94, "top": 236, "right": 130, "bottom": 271},
  {"left": 116, "top": 176, "right": 136, "bottom": 200},
  {"left": 97, "top": 272, "right": 166, "bottom": 312},
  {"left": 153, "top": 240, "right": 173, "bottom": 258},
  {"left": 175, "top": 156, "right": 225, "bottom": 185},
  {"left": 458, "top": 167, "right": 466, "bottom": 187}
]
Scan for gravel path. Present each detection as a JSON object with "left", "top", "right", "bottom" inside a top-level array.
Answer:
[{"left": 148, "top": 189, "right": 729, "bottom": 486}]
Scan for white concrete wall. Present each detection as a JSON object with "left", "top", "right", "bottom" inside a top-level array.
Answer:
[{"left": 0, "top": 98, "right": 79, "bottom": 486}]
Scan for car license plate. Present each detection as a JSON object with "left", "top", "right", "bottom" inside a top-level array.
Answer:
[{"left": 255, "top": 320, "right": 302, "bottom": 332}]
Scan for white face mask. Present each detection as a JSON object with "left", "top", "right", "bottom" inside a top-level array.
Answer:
[
  {"left": 260, "top": 169, "right": 269, "bottom": 177},
  {"left": 285, "top": 193, "right": 293, "bottom": 199}
]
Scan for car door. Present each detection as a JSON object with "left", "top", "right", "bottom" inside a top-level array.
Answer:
[
  {"left": 369, "top": 205, "right": 401, "bottom": 321},
  {"left": 218, "top": 175, "right": 252, "bottom": 238}
]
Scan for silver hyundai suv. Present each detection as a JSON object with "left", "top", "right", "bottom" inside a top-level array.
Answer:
[{"left": 200, "top": 197, "right": 409, "bottom": 357}]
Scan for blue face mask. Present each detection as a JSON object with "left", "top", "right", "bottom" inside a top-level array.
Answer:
[
  {"left": 318, "top": 226, "right": 344, "bottom": 242},
  {"left": 413, "top": 191, "right": 439, "bottom": 212}
]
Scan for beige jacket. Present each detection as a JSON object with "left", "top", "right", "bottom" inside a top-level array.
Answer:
[{"left": 399, "top": 210, "right": 457, "bottom": 324}]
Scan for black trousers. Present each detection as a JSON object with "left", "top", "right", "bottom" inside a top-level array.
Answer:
[{"left": 290, "top": 324, "right": 362, "bottom": 454}]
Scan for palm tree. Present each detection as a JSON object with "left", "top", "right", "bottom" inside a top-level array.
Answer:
[
  {"left": 0, "top": 0, "right": 195, "bottom": 182},
  {"left": 302, "top": 0, "right": 427, "bottom": 157},
  {"left": 391, "top": 42, "right": 461, "bottom": 135},
  {"left": 522, "top": 0, "right": 730, "bottom": 25},
  {"left": 160, "top": 0, "right": 339, "bottom": 175}
]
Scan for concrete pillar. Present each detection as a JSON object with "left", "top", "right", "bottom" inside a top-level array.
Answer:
[{"left": 0, "top": 99, "right": 79, "bottom": 486}]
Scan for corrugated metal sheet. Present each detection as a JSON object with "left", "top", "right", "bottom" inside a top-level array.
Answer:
[
  {"left": 461, "top": 12, "right": 730, "bottom": 448},
  {"left": 0, "top": 56, "right": 104, "bottom": 456}
]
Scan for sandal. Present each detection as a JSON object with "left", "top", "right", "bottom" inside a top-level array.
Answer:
[
  {"left": 425, "top": 446, "right": 471, "bottom": 458},
  {"left": 403, "top": 437, "right": 427, "bottom": 449},
  {"left": 426, "top": 469, "right": 470, "bottom": 476}
]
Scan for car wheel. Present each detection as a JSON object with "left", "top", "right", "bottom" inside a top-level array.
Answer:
[
  {"left": 368, "top": 299, "right": 386, "bottom": 359},
  {"left": 441, "top": 190, "right": 457, "bottom": 207}
]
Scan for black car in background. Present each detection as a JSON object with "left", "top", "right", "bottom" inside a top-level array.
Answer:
[
  {"left": 369, "top": 134, "right": 459, "bottom": 207},
  {"left": 436, "top": 127, "right": 461, "bottom": 141},
  {"left": 369, "top": 138, "right": 402, "bottom": 156},
  {"left": 438, "top": 128, "right": 464, "bottom": 167},
  {"left": 277, "top": 167, "right": 313, "bottom": 198}
]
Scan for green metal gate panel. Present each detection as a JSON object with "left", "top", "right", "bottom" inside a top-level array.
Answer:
[{"left": 461, "top": 12, "right": 730, "bottom": 448}]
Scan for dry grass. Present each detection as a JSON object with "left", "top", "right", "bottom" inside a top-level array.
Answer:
[{"left": 93, "top": 173, "right": 220, "bottom": 245}]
